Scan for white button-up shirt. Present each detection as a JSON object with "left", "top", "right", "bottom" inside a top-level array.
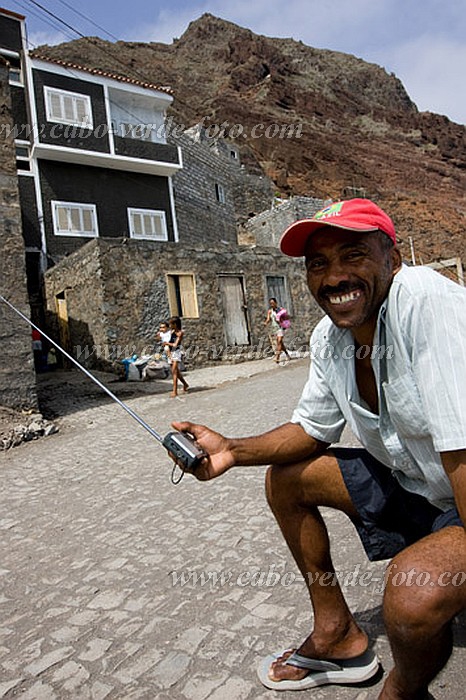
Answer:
[{"left": 292, "top": 265, "right": 466, "bottom": 511}]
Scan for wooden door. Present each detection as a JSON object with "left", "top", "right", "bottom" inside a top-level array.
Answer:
[
  {"left": 56, "top": 293, "right": 71, "bottom": 366},
  {"left": 218, "top": 276, "right": 250, "bottom": 346}
]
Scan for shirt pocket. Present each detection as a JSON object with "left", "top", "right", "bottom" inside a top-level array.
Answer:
[{"left": 382, "top": 374, "right": 430, "bottom": 438}]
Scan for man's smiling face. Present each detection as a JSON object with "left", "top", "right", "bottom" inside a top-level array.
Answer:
[{"left": 305, "top": 227, "right": 401, "bottom": 339}]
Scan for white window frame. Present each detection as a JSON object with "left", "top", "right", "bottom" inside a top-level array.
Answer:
[
  {"left": 0, "top": 50, "right": 22, "bottom": 85},
  {"left": 128, "top": 207, "right": 168, "bottom": 241},
  {"left": 15, "top": 142, "right": 30, "bottom": 172},
  {"left": 44, "top": 86, "right": 93, "bottom": 128},
  {"left": 9, "top": 66, "right": 22, "bottom": 85},
  {"left": 51, "top": 201, "right": 98, "bottom": 237}
]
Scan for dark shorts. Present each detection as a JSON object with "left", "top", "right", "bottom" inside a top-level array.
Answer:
[{"left": 334, "top": 447, "right": 463, "bottom": 562}]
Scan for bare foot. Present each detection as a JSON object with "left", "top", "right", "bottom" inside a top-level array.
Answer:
[
  {"left": 170, "top": 392, "right": 177, "bottom": 398},
  {"left": 183, "top": 384, "right": 189, "bottom": 393},
  {"left": 269, "top": 628, "right": 369, "bottom": 684},
  {"left": 269, "top": 649, "right": 307, "bottom": 683}
]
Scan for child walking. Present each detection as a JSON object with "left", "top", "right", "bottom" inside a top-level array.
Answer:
[{"left": 168, "top": 316, "right": 189, "bottom": 397}]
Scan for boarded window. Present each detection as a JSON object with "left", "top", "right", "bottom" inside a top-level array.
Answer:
[
  {"left": 128, "top": 208, "right": 167, "bottom": 240},
  {"left": 44, "top": 86, "right": 93, "bottom": 128},
  {"left": 167, "top": 274, "right": 199, "bottom": 318},
  {"left": 52, "top": 201, "right": 98, "bottom": 237}
]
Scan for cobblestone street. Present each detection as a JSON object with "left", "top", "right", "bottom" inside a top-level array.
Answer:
[{"left": 1, "top": 359, "right": 465, "bottom": 699}]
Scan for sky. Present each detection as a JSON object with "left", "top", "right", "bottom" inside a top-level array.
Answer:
[{"left": 8, "top": 0, "right": 466, "bottom": 126}]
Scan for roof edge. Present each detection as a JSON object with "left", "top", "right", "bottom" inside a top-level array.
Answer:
[{"left": 29, "top": 51, "right": 174, "bottom": 95}]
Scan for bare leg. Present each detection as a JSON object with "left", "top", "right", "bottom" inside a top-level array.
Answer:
[
  {"left": 170, "top": 360, "right": 188, "bottom": 397},
  {"left": 265, "top": 453, "right": 369, "bottom": 683},
  {"left": 274, "top": 335, "right": 281, "bottom": 363},
  {"left": 170, "top": 361, "right": 178, "bottom": 397},
  {"left": 280, "top": 335, "right": 291, "bottom": 360},
  {"left": 179, "top": 367, "right": 189, "bottom": 392},
  {"left": 380, "top": 527, "right": 466, "bottom": 699},
  {"left": 275, "top": 335, "right": 290, "bottom": 362}
]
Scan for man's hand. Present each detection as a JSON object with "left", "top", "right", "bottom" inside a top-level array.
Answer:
[
  {"left": 170, "top": 420, "right": 325, "bottom": 482},
  {"left": 171, "top": 421, "right": 235, "bottom": 480}
]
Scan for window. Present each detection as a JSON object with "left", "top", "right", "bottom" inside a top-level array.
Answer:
[
  {"left": 266, "top": 275, "right": 291, "bottom": 311},
  {"left": 8, "top": 66, "right": 22, "bottom": 84},
  {"left": 51, "top": 201, "right": 98, "bottom": 237},
  {"left": 215, "top": 183, "right": 226, "bottom": 204},
  {"left": 15, "top": 144, "right": 30, "bottom": 172},
  {"left": 167, "top": 274, "right": 199, "bottom": 318},
  {"left": 44, "top": 87, "right": 93, "bottom": 128},
  {"left": 0, "top": 51, "right": 22, "bottom": 84},
  {"left": 128, "top": 208, "right": 168, "bottom": 241}
]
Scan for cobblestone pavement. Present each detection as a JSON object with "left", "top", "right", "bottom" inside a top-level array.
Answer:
[{"left": 1, "top": 358, "right": 465, "bottom": 699}]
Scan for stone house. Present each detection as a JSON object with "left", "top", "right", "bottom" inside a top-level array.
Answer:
[
  {"left": 239, "top": 196, "right": 326, "bottom": 248},
  {"left": 43, "top": 237, "right": 323, "bottom": 369}
]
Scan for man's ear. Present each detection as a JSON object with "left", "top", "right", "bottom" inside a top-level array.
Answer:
[{"left": 391, "top": 246, "right": 402, "bottom": 273}]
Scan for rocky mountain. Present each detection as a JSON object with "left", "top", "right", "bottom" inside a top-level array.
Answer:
[{"left": 35, "top": 13, "right": 466, "bottom": 264}]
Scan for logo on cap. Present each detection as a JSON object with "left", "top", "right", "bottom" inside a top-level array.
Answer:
[{"left": 314, "top": 202, "right": 344, "bottom": 220}]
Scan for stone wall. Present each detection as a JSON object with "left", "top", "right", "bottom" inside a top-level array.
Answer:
[
  {"left": 169, "top": 127, "right": 274, "bottom": 247},
  {"left": 0, "top": 63, "right": 37, "bottom": 409},
  {"left": 232, "top": 168, "right": 275, "bottom": 226},
  {"left": 44, "top": 237, "right": 323, "bottom": 370},
  {"left": 239, "top": 196, "right": 325, "bottom": 247},
  {"left": 41, "top": 242, "right": 106, "bottom": 358}
]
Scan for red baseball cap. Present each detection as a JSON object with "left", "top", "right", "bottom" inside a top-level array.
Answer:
[{"left": 279, "top": 198, "right": 396, "bottom": 257}]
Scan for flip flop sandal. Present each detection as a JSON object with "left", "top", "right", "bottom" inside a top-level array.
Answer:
[{"left": 257, "top": 647, "right": 380, "bottom": 691}]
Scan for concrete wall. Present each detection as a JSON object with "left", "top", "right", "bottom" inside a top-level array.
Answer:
[
  {"left": 44, "top": 237, "right": 323, "bottom": 369},
  {"left": 0, "top": 63, "right": 37, "bottom": 409}
]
